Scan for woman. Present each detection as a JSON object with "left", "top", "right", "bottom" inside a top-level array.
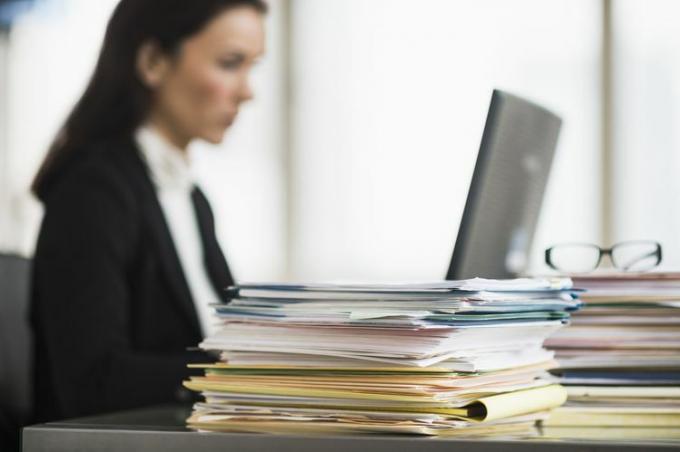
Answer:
[{"left": 30, "top": 0, "right": 266, "bottom": 421}]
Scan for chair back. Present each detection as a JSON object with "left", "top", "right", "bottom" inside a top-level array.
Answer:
[{"left": 0, "top": 253, "right": 33, "bottom": 423}]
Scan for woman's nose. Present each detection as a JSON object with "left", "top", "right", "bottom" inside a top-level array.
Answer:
[{"left": 240, "top": 78, "right": 254, "bottom": 102}]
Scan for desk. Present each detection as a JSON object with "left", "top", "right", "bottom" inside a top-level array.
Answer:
[{"left": 22, "top": 404, "right": 680, "bottom": 452}]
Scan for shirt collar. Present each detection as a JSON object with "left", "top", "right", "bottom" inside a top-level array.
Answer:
[{"left": 135, "top": 125, "right": 194, "bottom": 191}]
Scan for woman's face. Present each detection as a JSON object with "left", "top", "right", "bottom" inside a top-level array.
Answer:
[{"left": 146, "top": 6, "right": 265, "bottom": 148}]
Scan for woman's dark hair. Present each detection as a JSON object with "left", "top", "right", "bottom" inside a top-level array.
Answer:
[{"left": 32, "top": 0, "right": 267, "bottom": 200}]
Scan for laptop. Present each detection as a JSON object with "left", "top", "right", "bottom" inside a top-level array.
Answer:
[{"left": 446, "top": 89, "right": 562, "bottom": 280}]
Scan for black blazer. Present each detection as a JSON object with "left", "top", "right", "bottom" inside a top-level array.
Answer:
[{"left": 31, "top": 137, "right": 233, "bottom": 421}]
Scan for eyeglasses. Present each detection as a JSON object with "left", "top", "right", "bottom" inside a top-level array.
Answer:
[{"left": 545, "top": 240, "right": 662, "bottom": 273}]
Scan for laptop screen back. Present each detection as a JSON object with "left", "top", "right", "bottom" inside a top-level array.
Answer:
[{"left": 446, "top": 90, "right": 562, "bottom": 280}]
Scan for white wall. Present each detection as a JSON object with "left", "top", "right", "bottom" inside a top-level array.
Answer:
[
  {"left": 0, "top": 31, "right": 9, "bottom": 249},
  {"left": 3, "top": 0, "right": 119, "bottom": 255},
  {"left": 612, "top": 0, "right": 680, "bottom": 270},
  {"left": 289, "top": 0, "right": 602, "bottom": 281},
  {"left": 192, "top": 1, "right": 287, "bottom": 281}
]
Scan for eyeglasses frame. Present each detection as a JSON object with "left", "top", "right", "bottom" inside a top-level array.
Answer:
[{"left": 545, "top": 240, "right": 662, "bottom": 272}]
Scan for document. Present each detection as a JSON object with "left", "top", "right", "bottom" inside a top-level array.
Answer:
[
  {"left": 185, "top": 278, "right": 577, "bottom": 435},
  {"left": 546, "top": 272, "right": 680, "bottom": 429}
]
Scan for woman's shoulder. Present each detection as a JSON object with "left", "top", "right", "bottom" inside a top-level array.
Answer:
[
  {"left": 45, "top": 138, "right": 145, "bottom": 211},
  {"left": 34, "top": 139, "right": 146, "bottom": 270}
]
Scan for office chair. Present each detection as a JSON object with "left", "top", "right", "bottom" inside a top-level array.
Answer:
[{"left": 0, "top": 253, "right": 32, "bottom": 451}]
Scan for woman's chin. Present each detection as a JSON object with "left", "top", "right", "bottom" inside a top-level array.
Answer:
[{"left": 200, "top": 130, "right": 227, "bottom": 145}]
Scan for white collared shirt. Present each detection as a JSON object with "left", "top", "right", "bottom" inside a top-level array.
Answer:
[{"left": 135, "top": 126, "right": 220, "bottom": 338}]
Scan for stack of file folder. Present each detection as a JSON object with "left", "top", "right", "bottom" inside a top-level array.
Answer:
[
  {"left": 184, "top": 278, "right": 580, "bottom": 436},
  {"left": 544, "top": 272, "right": 680, "bottom": 440}
]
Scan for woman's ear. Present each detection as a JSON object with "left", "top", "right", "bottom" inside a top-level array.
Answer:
[{"left": 136, "top": 41, "right": 170, "bottom": 88}]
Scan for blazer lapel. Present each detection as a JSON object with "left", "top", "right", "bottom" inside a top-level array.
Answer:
[{"left": 119, "top": 139, "right": 202, "bottom": 335}]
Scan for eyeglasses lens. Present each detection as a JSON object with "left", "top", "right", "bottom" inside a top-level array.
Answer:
[
  {"left": 548, "top": 244, "right": 601, "bottom": 273},
  {"left": 611, "top": 242, "right": 660, "bottom": 272}
]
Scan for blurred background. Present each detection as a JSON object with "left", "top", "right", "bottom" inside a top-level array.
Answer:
[{"left": 0, "top": 0, "right": 678, "bottom": 281}]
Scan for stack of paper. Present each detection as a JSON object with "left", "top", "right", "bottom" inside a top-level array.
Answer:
[
  {"left": 184, "top": 278, "right": 579, "bottom": 436},
  {"left": 544, "top": 272, "right": 680, "bottom": 438}
]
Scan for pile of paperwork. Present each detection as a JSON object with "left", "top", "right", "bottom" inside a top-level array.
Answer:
[
  {"left": 185, "top": 278, "right": 579, "bottom": 435},
  {"left": 544, "top": 272, "right": 680, "bottom": 437}
]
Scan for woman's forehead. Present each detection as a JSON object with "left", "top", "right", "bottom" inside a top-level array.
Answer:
[{"left": 188, "top": 7, "right": 265, "bottom": 57}]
